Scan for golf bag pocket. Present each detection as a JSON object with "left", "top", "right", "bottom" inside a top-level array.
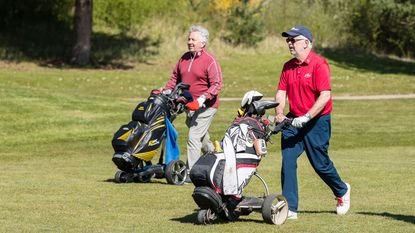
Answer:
[
  {"left": 254, "top": 139, "right": 267, "bottom": 156},
  {"left": 132, "top": 94, "right": 169, "bottom": 123},
  {"left": 191, "top": 152, "right": 260, "bottom": 195},
  {"left": 132, "top": 102, "right": 148, "bottom": 123},
  {"left": 128, "top": 116, "right": 166, "bottom": 160},
  {"left": 190, "top": 152, "right": 219, "bottom": 187},
  {"left": 112, "top": 121, "right": 139, "bottom": 152}
]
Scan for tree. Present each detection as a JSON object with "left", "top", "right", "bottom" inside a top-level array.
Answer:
[
  {"left": 71, "top": 0, "right": 93, "bottom": 66},
  {"left": 222, "top": 0, "right": 268, "bottom": 47}
]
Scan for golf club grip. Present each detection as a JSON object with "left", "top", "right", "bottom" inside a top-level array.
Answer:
[{"left": 273, "top": 118, "right": 292, "bottom": 133}]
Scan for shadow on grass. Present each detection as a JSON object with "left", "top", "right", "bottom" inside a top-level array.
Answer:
[
  {"left": 357, "top": 211, "right": 415, "bottom": 224},
  {"left": 300, "top": 210, "right": 336, "bottom": 214},
  {"left": 0, "top": 22, "right": 160, "bottom": 69},
  {"left": 102, "top": 178, "right": 171, "bottom": 185},
  {"left": 170, "top": 212, "right": 198, "bottom": 224},
  {"left": 170, "top": 211, "right": 265, "bottom": 225},
  {"left": 317, "top": 48, "right": 415, "bottom": 75}
]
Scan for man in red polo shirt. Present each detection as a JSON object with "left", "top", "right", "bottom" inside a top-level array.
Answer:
[
  {"left": 275, "top": 26, "right": 350, "bottom": 219},
  {"left": 164, "top": 25, "right": 223, "bottom": 183}
]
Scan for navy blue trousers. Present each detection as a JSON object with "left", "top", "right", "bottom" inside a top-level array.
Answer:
[{"left": 281, "top": 114, "right": 347, "bottom": 212}]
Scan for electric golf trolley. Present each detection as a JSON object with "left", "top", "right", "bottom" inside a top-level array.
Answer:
[
  {"left": 111, "top": 83, "right": 192, "bottom": 185},
  {"left": 190, "top": 91, "right": 292, "bottom": 225}
]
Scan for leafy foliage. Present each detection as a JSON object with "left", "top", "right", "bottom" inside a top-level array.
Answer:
[
  {"left": 0, "top": 0, "right": 73, "bottom": 26},
  {"left": 93, "top": 0, "right": 173, "bottom": 35},
  {"left": 0, "top": 0, "right": 74, "bottom": 61},
  {"left": 0, "top": 0, "right": 414, "bottom": 62},
  {"left": 222, "top": 0, "right": 267, "bottom": 47},
  {"left": 344, "top": 0, "right": 415, "bottom": 58}
]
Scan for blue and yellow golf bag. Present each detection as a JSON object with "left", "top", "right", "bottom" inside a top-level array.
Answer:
[{"left": 111, "top": 83, "right": 192, "bottom": 184}]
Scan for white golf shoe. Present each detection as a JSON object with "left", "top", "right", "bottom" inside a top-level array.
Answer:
[
  {"left": 336, "top": 183, "right": 351, "bottom": 215},
  {"left": 287, "top": 210, "right": 298, "bottom": 220}
]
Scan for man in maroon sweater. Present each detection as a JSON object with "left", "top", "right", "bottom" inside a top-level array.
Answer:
[{"left": 164, "top": 25, "right": 223, "bottom": 183}]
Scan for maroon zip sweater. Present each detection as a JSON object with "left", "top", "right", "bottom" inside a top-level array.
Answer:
[{"left": 165, "top": 48, "right": 223, "bottom": 108}]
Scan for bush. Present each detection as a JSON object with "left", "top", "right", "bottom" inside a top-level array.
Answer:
[
  {"left": 222, "top": 0, "right": 266, "bottom": 47},
  {"left": 0, "top": 0, "right": 74, "bottom": 61},
  {"left": 0, "top": 0, "right": 73, "bottom": 26},
  {"left": 93, "top": 0, "right": 174, "bottom": 34},
  {"left": 344, "top": 0, "right": 415, "bottom": 58}
]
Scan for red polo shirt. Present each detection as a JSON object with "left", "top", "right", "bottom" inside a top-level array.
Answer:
[
  {"left": 165, "top": 48, "right": 223, "bottom": 108},
  {"left": 277, "top": 50, "right": 332, "bottom": 117}
]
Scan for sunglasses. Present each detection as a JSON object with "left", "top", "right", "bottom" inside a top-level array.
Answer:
[{"left": 286, "top": 38, "right": 306, "bottom": 44}]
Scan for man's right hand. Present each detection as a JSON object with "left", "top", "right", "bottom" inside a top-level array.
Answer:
[{"left": 275, "top": 113, "right": 286, "bottom": 123}]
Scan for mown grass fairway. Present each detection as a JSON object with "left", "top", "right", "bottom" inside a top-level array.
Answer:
[{"left": 0, "top": 50, "right": 414, "bottom": 232}]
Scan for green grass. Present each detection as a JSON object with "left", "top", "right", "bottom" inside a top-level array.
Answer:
[{"left": 0, "top": 48, "right": 414, "bottom": 232}]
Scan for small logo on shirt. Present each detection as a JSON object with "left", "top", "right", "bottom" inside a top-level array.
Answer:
[{"left": 304, "top": 73, "right": 311, "bottom": 78}]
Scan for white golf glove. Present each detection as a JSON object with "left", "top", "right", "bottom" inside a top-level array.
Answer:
[
  {"left": 292, "top": 113, "right": 311, "bottom": 128},
  {"left": 197, "top": 95, "right": 206, "bottom": 108}
]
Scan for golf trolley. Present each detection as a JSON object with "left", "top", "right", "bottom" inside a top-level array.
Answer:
[
  {"left": 111, "top": 83, "right": 192, "bottom": 185},
  {"left": 190, "top": 91, "right": 293, "bottom": 225}
]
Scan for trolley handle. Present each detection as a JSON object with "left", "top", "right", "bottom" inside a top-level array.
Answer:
[
  {"left": 264, "top": 118, "right": 292, "bottom": 142},
  {"left": 272, "top": 118, "right": 292, "bottom": 134}
]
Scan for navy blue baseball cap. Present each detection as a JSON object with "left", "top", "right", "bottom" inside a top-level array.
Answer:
[{"left": 282, "top": 26, "right": 313, "bottom": 42}]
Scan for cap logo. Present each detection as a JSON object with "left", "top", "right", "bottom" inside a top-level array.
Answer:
[{"left": 291, "top": 27, "right": 299, "bottom": 31}]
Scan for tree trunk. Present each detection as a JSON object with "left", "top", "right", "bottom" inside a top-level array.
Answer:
[{"left": 71, "top": 0, "right": 92, "bottom": 66}]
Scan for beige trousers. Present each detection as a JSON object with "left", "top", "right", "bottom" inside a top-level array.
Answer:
[{"left": 185, "top": 107, "right": 217, "bottom": 170}]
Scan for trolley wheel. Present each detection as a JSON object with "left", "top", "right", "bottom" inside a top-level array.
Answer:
[
  {"left": 114, "top": 170, "right": 132, "bottom": 183},
  {"left": 165, "top": 159, "right": 187, "bottom": 185},
  {"left": 196, "top": 209, "right": 217, "bottom": 225},
  {"left": 225, "top": 209, "right": 240, "bottom": 221},
  {"left": 261, "top": 194, "right": 289, "bottom": 225}
]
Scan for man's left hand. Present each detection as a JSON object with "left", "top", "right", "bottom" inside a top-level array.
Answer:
[
  {"left": 292, "top": 113, "right": 311, "bottom": 128},
  {"left": 185, "top": 95, "right": 206, "bottom": 111}
]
